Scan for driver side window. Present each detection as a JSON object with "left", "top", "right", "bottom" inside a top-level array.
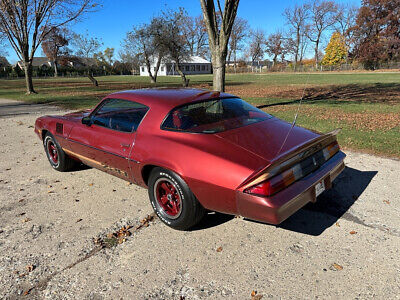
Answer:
[{"left": 91, "top": 98, "right": 148, "bottom": 133}]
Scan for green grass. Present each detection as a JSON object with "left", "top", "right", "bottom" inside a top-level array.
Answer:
[{"left": 1, "top": 72, "right": 399, "bottom": 158}]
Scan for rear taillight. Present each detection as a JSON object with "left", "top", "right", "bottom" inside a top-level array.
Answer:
[
  {"left": 244, "top": 163, "right": 303, "bottom": 196},
  {"left": 244, "top": 141, "right": 340, "bottom": 197},
  {"left": 323, "top": 141, "right": 339, "bottom": 160}
]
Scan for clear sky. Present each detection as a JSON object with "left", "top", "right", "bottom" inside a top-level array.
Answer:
[{"left": 4, "top": 0, "right": 360, "bottom": 63}]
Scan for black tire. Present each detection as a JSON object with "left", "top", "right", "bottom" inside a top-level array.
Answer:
[
  {"left": 148, "top": 167, "right": 205, "bottom": 230},
  {"left": 43, "top": 133, "right": 76, "bottom": 172}
]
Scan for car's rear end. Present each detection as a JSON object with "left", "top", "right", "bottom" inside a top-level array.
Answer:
[
  {"left": 159, "top": 95, "right": 346, "bottom": 225},
  {"left": 235, "top": 129, "right": 346, "bottom": 224}
]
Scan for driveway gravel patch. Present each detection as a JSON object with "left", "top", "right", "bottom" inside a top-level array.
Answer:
[{"left": 0, "top": 99, "right": 399, "bottom": 299}]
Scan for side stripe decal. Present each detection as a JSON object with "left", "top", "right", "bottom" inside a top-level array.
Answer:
[{"left": 55, "top": 134, "right": 140, "bottom": 164}]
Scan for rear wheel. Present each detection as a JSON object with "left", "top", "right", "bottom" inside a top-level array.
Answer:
[
  {"left": 44, "top": 133, "right": 75, "bottom": 172},
  {"left": 148, "top": 168, "right": 205, "bottom": 230}
]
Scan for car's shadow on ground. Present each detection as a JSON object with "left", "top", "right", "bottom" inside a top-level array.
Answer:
[
  {"left": 69, "top": 163, "right": 92, "bottom": 172},
  {"left": 199, "top": 166, "right": 377, "bottom": 235},
  {"left": 190, "top": 211, "right": 235, "bottom": 231},
  {"left": 276, "top": 166, "right": 377, "bottom": 236}
]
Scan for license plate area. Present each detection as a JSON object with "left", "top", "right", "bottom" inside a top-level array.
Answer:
[{"left": 315, "top": 180, "right": 326, "bottom": 197}]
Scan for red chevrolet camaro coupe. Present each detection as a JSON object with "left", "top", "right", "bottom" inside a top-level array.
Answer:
[{"left": 35, "top": 88, "right": 346, "bottom": 230}]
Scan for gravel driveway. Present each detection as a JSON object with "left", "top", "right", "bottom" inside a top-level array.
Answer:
[{"left": 0, "top": 99, "right": 399, "bottom": 299}]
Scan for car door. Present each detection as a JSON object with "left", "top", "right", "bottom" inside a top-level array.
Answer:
[{"left": 69, "top": 98, "right": 149, "bottom": 182}]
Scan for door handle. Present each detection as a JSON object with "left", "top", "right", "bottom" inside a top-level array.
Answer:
[{"left": 120, "top": 143, "right": 130, "bottom": 148}]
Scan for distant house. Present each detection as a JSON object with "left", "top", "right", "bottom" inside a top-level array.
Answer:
[
  {"left": 0, "top": 56, "right": 10, "bottom": 68},
  {"left": 139, "top": 56, "right": 211, "bottom": 76},
  {"left": 17, "top": 56, "right": 97, "bottom": 69},
  {"left": 61, "top": 57, "right": 97, "bottom": 68},
  {"left": 17, "top": 57, "right": 53, "bottom": 69}
]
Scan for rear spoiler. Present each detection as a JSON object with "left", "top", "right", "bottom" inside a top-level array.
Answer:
[{"left": 238, "top": 129, "right": 341, "bottom": 190}]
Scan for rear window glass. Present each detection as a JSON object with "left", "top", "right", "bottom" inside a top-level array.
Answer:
[{"left": 161, "top": 98, "right": 272, "bottom": 134}]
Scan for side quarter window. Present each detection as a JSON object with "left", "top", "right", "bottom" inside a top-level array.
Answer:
[{"left": 91, "top": 99, "right": 149, "bottom": 133}]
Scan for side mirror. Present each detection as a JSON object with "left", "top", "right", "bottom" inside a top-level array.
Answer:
[{"left": 82, "top": 116, "right": 92, "bottom": 126}]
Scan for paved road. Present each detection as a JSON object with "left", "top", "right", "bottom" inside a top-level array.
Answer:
[
  {"left": 0, "top": 100, "right": 399, "bottom": 299},
  {"left": 0, "top": 98, "right": 62, "bottom": 118}
]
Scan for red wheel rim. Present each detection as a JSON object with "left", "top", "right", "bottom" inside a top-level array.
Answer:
[
  {"left": 47, "top": 140, "right": 59, "bottom": 164},
  {"left": 154, "top": 179, "right": 182, "bottom": 218}
]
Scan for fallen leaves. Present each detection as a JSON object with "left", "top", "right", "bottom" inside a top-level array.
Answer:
[
  {"left": 383, "top": 200, "right": 390, "bottom": 205},
  {"left": 331, "top": 263, "right": 343, "bottom": 271},
  {"left": 94, "top": 213, "right": 156, "bottom": 248},
  {"left": 15, "top": 265, "right": 35, "bottom": 278},
  {"left": 26, "top": 265, "right": 34, "bottom": 272},
  {"left": 216, "top": 246, "right": 223, "bottom": 253},
  {"left": 262, "top": 102, "right": 400, "bottom": 132},
  {"left": 349, "top": 230, "right": 357, "bottom": 235},
  {"left": 251, "top": 290, "right": 263, "bottom": 300},
  {"left": 23, "top": 288, "right": 33, "bottom": 296},
  {"left": 22, "top": 218, "right": 31, "bottom": 223}
]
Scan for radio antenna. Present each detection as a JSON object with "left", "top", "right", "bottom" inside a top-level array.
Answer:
[{"left": 276, "top": 71, "right": 312, "bottom": 156}]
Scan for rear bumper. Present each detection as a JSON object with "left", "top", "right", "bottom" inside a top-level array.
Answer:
[{"left": 236, "top": 151, "right": 346, "bottom": 224}]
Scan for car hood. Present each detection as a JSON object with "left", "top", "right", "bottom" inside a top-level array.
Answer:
[
  {"left": 55, "top": 109, "right": 92, "bottom": 121},
  {"left": 215, "top": 117, "right": 320, "bottom": 164}
]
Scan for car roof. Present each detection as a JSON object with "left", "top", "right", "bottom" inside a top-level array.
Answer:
[{"left": 107, "top": 88, "right": 236, "bottom": 109}]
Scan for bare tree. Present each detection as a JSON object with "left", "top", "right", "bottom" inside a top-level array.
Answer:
[
  {"left": 200, "top": 0, "right": 240, "bottom": 92},
  {"left": 123, "top": 20, "right": 165, "bottom": 84},
  {"left": 0, "top": 0, "right": 98, "bottom": 94},
  {"left": 228, "top": 17, "right": 249, "bottom": 70},
  {"left": 0, "top": 30, "right": 7, "bottom": 56},
  {"left": 157, "top": 8, "right": 191, "bottom": 87},
  {"left": 306, "top": 0, "right": 339, "bottom": 67},
  {"left": 266, "top": 31, "right": 284, "bottom": 66},
  {"left": 335, "top": 4, "right": 358, "bottom": 53},
  {"left": 118, "top": 50, "right": 140, "bottom": 74},
  {"left": 41, "top": 26, "right": 70, "bottom": 77},
  {"left": 94, "top": 47, "right": 115, "bottom": 74},
  {"left": 181, "top": 15, "right": 209, "bottom": 57},
  {"left": 248, "top": 29, "right": 266, "bottom": 65},
  {"left": 283, "top": 3, "right": 309, "bottom": 70},
  {"left": 72, "top": 31, "right": 103, "bottom": 58}
]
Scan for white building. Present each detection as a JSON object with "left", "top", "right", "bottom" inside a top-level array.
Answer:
[{"left": 139, "top": 56, "right": 211, "bottom": 76}]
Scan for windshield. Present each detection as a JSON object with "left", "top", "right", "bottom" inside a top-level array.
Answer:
[{"left": 161, "top": 97, "right": 272, "bottom": 134}]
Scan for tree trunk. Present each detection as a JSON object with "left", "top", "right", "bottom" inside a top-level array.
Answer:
[
  {"left": 176, "top": 64, "right": 189, "bottom": 87},
  {"left": 294, "top": 28, "right": 300, "bottom": 71},
  {"left": 315, "top": 39, "right": 320, "bottom": 69},
  {"left": 87, "top": 74, "right": 98, "bottom": 86},
  {"left": 227, "top": 49, "right": 232, "bottom": 64},
  {"left": 211, "top": 53, "right": 226, "bottom": 92},
  {"left": 23, "top": 60, "right": 36, "bottom": 94},
  {"left": 145, "top": 57, "right": 156, "bottom": 83},
  {"left": 53, "top": 60, "right": 58, "bottom": 77},
  {"left": 199, "top": 0, "right": 239, "bottom": 92},
  {"left": 233, "top": 50, "right": 237, "bottom": 73}
]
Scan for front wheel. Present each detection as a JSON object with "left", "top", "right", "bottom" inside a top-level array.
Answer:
[
  {"left": 148, "top": 168, "right": 205, "bottom": 230},
  {"left": 44, "top": 133, "right": 76, "bottom": 172}
]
